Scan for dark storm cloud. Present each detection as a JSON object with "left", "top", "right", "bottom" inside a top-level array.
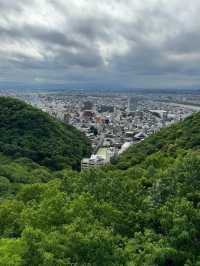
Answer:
[
  {"left": 0, "top": 0, "right": 200, "bottom": 89},
  {"left": 0, "top": 0, "right": 22, "bottom": 12},
  {"left": 166, "top": 31, "right": 200, "bottom": 54},
  {"left": 9, "top": 46, "right": 103, "bottom": 70},
  {"left": 0, "top": 25, "right": 84, "bottom": 48}
]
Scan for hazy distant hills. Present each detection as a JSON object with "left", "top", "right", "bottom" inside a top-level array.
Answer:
[{"left": 0, "top": 97, "right": 91, "bottom": 170}]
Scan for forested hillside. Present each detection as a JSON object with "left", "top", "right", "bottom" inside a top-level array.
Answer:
[
  {"left": 115, "top": 111, "right": 200, "bottom": 170},
  {"left": 1, "top": 102, "right": 200, "bottom": 265},
  {"left": 0, "top": 97, "right": 91, "bottom": 170}
]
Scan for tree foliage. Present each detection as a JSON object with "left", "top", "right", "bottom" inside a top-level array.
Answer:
[
  {"left": 1, "top": 101, "right": 200, "bottom": 264},
  {"left": 0, "top": 97, "right": 91, "bottom": 170}
]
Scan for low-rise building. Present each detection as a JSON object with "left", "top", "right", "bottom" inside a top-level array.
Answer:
[{"left": 81, "top": 154, "right": 106, "bottom": 170}]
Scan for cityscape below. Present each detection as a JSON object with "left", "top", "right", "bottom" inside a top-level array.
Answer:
[{"left": 2, "top": 89, "right": 200, "bottom": 170}]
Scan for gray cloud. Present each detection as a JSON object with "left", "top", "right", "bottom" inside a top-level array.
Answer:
[
  {"left": 0, "top": 0, "right": 200, "bottom": 89},
  {"left": 0, "top": 0, "right": 23, "bottom": 12}
]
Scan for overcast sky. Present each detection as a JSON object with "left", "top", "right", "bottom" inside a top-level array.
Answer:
[{"left": 0, "top": 0, "right": 200, "bottom": 90}]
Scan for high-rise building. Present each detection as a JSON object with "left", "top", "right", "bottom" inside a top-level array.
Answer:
[{"left": 128, "top": 97, "right": 139, "bottom": 112}]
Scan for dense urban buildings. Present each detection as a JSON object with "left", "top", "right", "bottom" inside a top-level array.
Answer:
[{"left": 5, "top": 90, "right": 198, "bottom": 169}]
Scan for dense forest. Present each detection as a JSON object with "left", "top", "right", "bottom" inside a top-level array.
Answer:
[
  {"left": 1, "top": 98, "right": 200, "bottom": 265},
  {"left": 0, "top": 97, "right": 91, "bottom": 170}
]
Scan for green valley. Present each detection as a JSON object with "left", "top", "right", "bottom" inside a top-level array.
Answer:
[{"left": 1, "top": 98, "right": 200, "bottom": 265}]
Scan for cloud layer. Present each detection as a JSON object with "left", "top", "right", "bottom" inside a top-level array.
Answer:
[{"left": 0, "top": 0, "right": 200, "bottom": 89}]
